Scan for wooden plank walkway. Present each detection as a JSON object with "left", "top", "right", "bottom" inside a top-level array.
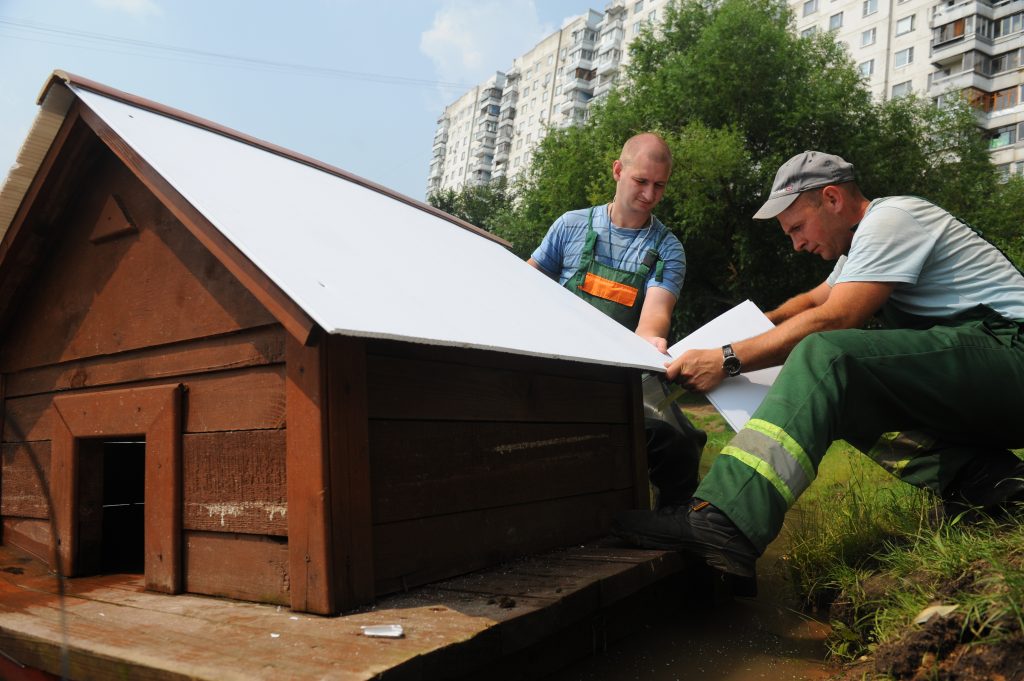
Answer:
[{"left": 0, "top": 541, "right": 687, "bottom": 680}]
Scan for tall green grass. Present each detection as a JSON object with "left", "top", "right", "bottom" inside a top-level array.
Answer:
[{"left": 680, "top": 400, "right": 1024, "bottom": 662}]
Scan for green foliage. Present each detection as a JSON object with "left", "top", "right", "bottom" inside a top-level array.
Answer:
[
  {"left": 426, "top": 177, "right": 515, "bottom": 235},
  {"left": 785, "top": 444, "right": 1024, "bottom": 662},
  {"left": 456, "top": 0, "right": 1011, "bottom": 337},
  {"left": 972, "top": 174, "right": 1024, "bottom": 268}
]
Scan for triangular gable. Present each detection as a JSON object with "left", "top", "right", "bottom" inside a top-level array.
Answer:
[{"left": 1, "top": 73, "right": 668, "bottom": 372}]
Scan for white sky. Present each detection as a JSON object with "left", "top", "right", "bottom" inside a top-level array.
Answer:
[{"left": 0, "top": 0, "right": 589, "bottom": 200}]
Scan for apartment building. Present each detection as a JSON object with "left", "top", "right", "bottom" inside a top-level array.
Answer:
[
  {"left": 928, "top": 0, "right": 1024, "bottom": 176},
  {"left": 427, "top": 0, "right": 1024, "bottom": 196},
  {"left": 793, "top": 0, "right": 1023, "bottom": 176},
  {"left": 427, "top": 0, "right": 670, "bottom": 195},
  {"left": 790, "top": 0, "right": 936, "bottom": 99}
]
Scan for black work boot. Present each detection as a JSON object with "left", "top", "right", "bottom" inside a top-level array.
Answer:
[
  {"left": 611, "top": 499, "right": 761, "bottom": 578},
  {"left": 942, "top": 449, "right": 1024, "bottom": 521}
]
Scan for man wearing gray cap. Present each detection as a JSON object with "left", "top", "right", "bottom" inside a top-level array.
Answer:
[{"left": 612, "top": 150, "right": 1024, "bottom": 581}]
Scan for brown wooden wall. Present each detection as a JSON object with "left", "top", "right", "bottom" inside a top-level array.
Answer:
[
  {"left": 0, "top": 145, "right": 290, "bottom": 605},
  {"left": 362, "top": 340, "right": 645, "bottom": 596}
]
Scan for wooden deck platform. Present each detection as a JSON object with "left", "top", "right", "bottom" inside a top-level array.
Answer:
[{"left": 0, "top": 541, "right": 689, "bottom": 680}]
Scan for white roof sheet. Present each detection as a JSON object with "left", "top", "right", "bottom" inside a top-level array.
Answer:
[{"left": 70, "top": 85, "right": 667, "bottom": 372}]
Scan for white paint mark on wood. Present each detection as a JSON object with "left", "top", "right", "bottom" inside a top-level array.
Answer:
[{"left": 199, "top": 502, "right": 288, "bottom": 525}]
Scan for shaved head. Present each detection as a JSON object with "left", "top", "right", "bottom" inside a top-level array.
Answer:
[{"left": 619, "top": 133, "right": 672, "bottom": 174}]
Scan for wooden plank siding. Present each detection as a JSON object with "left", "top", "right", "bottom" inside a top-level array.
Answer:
[
  {"left": 0, "top": 142, "right": 292, "bottom": 606},
  {"left": 364, "top": 340, "right": 645, "bottom": 597}
]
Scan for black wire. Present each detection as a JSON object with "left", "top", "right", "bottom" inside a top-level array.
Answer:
[{"left": 0, "top": 16, "right": 472, "bottom": 91}]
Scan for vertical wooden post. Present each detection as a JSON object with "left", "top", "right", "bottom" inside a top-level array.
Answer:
[
  {"left": 285, "top": 329, "right": 335, "bottom": 614},
  {"left": 146, "top": 387, "right": 182, "bottom": 593},
  {"left": 628, "top": 372, "right": 651, "bottom": 510},
  {"left": 327, "top": 334, "right": 374, "bottom": 607},
  {"left": 50, "top": 409, "right": 77, "bottom": 576}
]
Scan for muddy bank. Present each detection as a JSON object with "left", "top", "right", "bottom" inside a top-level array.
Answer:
[{"left": 547, "top": 535, "right": 834, "bottom": 681}]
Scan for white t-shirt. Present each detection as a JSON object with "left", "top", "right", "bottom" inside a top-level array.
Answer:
[{"left": 827, "top": 196, "right": 1024, "bottom": 321}]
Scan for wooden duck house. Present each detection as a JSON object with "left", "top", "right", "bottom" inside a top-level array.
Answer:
[{"left": 0, "top": 72, "right": 667, "bottom": 615}]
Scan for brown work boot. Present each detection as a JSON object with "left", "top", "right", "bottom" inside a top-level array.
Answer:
[{"left": 611, "top": 499, "right": 760, "bottom": 578}]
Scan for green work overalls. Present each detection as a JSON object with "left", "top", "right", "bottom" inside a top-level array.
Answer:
[
  {"left": 695, "top": 305, "right": 1024, "bottom": 552},
  {"left": 564, "top": 207, "right": 707, "bottom": 507},
  {"left": 564, "top": 207, "right": 667, "bottom": 329}
]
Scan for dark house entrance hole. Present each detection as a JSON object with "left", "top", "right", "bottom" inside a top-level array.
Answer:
[{"left": 77, "top": 438, "right": 146, "bottom": 574}]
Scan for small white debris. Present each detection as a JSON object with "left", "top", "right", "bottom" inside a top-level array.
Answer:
[
  {"left": 361, "top": 624, "right": 404, "bottom": 638},
  {"left": 914, "top": 604, "right": 959, "bottom": 625},
  {"left": 270, "top": 633, "right": 280, "bottom": 638}
]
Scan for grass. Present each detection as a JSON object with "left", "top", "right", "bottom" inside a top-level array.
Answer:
[{"left": 679, "top": 397, "right": 1024, "bottom": 667}]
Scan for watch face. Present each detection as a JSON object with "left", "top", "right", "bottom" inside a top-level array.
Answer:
[{"left": 723, "top": 356, "right": 741, "bottom": 376}]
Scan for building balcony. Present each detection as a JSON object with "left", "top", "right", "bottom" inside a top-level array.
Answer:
[
  {"left": 563, "top": 77, "right": 596, "bottom": 95},
  {"left": 473, "top": 138, "right": 495, "bottom": 156},
  {"left": 931, "top": 0, "right": 986, "bottom": 28},
  {"left": 501, "top": 92, "right": 518, "bottom": 108},
  {"left": 597, "top": 57, "right": 620, "bottom": 76},
  {"left": 494, "top": 143, "right": 511, "bottom": 163},
  {"left": 928, "top": 67, "right": 990, "bottom": 95},
  {"left": 932, "top": 34, "right": 990, "bottom": 63},
  {"left": 475, "top": 126, "right": 496, "bottom": 143},
  {"left": 560, "top": 96, "right": 591, "bottom": 115},
  {"left": 499, "top": 107, "right": 517, "bottom": 122},
  {"left": 594, "top": 80, "right": 615, "bottom": 99},
  {"left": 478, "top": 87, "right": 502, "bottom": 105},
  {"left": 497, "top": 122, "right": 514, "bottom": 140}
]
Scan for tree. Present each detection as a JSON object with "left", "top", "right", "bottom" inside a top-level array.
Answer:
[
  {"left": 497, "top": 0, "right": 1000, "bottom": 337},
  {"left": 426, "top": 177, "right": 514, "bottom": 235}
]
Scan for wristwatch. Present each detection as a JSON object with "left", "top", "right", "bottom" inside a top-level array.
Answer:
[{"left": 722, "top": 344, "right": 742, "bottom": 377}]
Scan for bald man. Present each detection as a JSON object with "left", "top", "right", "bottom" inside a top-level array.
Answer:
[{"left": 529, "top": 132, "right": 705, "bottom": 510}]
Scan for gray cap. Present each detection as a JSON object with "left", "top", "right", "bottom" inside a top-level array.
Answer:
[{"left": 753, "top": 151, "right": 855, "bottom": 220}]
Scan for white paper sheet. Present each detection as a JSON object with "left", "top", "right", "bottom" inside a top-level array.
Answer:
[{"left": 667, "top": 300, "right": 779, "bottom": 432}]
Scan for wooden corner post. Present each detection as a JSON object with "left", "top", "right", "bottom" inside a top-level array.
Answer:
[
  {"left": 286, "top": 331, "right": 374, "bottom": 614},
  {"left": 286, "top": 330, "right": 333, "bottom": 613}
]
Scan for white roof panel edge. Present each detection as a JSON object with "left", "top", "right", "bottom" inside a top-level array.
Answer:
[{"left": 69, "top": 85, "right": 668, "bottom": 373}]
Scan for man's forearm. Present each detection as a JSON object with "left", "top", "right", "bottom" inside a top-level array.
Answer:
[{"left": 766, "top": 292, "right": 819, "bottom": 324}]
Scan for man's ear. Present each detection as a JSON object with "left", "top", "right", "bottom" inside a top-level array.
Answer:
[
  {"left": 612, "top": 159, "right": 623, "bottom": 181},
  {"left": 822, "top": 185, "right": 843, "bottom": 212}
]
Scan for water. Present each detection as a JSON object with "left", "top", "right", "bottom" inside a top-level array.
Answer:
[{"left": 546, "top": 535, "right": 834, "bottom": 681}]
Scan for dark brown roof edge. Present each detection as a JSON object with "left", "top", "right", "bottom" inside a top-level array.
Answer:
[{"left": 41, "top": 70, "right": 512, "bottom": 249}]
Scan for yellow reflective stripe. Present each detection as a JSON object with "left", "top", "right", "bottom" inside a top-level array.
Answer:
[
  {"left": 745, "top": 418, "right": 816, "bottom": 483},
  {"left": 720, "top": 445, "right": 797, "bottom": 507}
]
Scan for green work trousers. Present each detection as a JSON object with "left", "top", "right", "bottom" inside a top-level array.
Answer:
[{"left": 695, "top": 312, "right": 1024, "bottom": 552}]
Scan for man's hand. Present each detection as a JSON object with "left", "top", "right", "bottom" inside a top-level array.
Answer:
[
  {"left": 639, "top": 335, "right": 668, "bottom": 354},
  {"left": 664, "top": 348, "right": 725, "bottom": 393}
]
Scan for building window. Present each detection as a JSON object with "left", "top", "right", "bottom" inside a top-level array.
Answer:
[
  {"left": 649, "top": 10, "right": 656, "bottom": 23},
  {"left": 894, "top": 47, "right": 914, "bottom": 68},
  {"left": 803, "top": 0, "right": 818, "bottom": 17},
  {"left": 634, "top": 0, "right": 644, "bottom": 12},
  {"left": 988, "top": 124, "right": 1017, "bottom": 149},
  {"left": 859, "top": 59, "right": 874, "bottom": 76},
  {"left": 829, "top": 12, "right": 843, "bottom": 30},
  {"left": 801, "top": 25, "right": 819, "bottom": 38},
  {"left": 861, "top": 27, "right": 876, "bottom": 46},
  {"left": 863, "top": 0, "right": 878, "bottom": 17},
  {"left": 633, "top": 21, "right": 641, "bottom": 34},
  {"left": 891, "top": 80, "right": 912, "bottom": 98},
  {"left": 896, "top": 14, "right": 915, "bottom": 35}
]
